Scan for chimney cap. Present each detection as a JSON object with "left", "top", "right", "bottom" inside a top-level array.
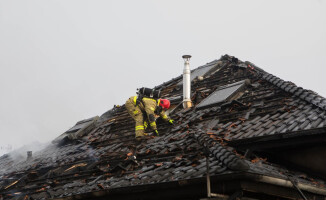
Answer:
[{"left": 182, "top": 55, "right": 192, "bottom": 59}]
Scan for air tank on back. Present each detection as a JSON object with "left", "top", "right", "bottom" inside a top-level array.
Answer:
[{"left": 137, "top": 87, "right": 161, "bottom": 99}]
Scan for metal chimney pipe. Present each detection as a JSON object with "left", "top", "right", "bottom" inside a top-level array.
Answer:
[
  {"left": 27, "top": 151, "right": 32, "bottom": 161},
  {"left": 182, "top": 55, "right": 192, "bottom": 108}
]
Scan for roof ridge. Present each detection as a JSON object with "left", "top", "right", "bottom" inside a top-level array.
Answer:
[{"left": 245, "top": 61, "right": 326, "bottom": 111}]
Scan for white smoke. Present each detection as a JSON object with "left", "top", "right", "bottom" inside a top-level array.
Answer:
[{"left": 0, "top": 140, "right": 50, "bottom": 175}]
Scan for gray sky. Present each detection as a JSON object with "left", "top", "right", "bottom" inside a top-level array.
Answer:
[{"left": 0, "top": 0, "right": 325, "bottom": 155}]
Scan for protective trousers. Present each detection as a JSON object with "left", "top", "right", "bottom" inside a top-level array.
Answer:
[{"left": 125, "top": 97, "right": 145, "bottom": 138}]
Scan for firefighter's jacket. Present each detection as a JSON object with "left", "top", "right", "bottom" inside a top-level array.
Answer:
[{"left": 133, "top": 96, "right": 171, "bottom": 130}]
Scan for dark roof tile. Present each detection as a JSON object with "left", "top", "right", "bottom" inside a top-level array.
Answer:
[
  {"left": 275, "top": 123, "right": 288, "bottom": 133},
  {"left": 261, "top": 129, "right": 274, "bottom": 136},
  {"left": 311, "top": 117, "right": 324, "bottom": 128},
  {"left": 265, "top": 73, "right": 273, "bottom": 80},
  {"left": 287, "top": 121, "right": 299, "bottom": 131},
  {"left": 259, "top": 114, "right": 271, "bottom": 123},
  {"left": 307, "top": 112, "right": 319, "bottom": 121},
  {"left": 253, "top": 127, "right": 266, "bottom": 136},
  {"left": 321, "top": 99, "right": 326, "bottom": 104},
  {"left": 250, "top": 121, "right": 263, "bottom": 131},
  {"left": 283, "top": 116, "right": 297, "bottom": 125},
  {"left": 299, "top": 120, "right": 311, "bottom": 130},
  {"left": 239, "top": 129, "right": 256, "bottom": 139},
  {"left": 280, "top": 83, "right": 287, "bottom": 90},
  {"left": 269, "top": 112, "right": 281, "bottom": 120},
  {"left": 294, "top": 88, "right": 304, "bottom": 96},
  {"left": 272, "top": 78, "right": 281, "bottom": 85},
  {"left": 230, "top": 123, "right": 243, "bottom": 132},
  {"left": 261, "top": 119, "right": 277, "bottom": 130},
  {"left": 286, "top": 84, "right": 296, "bottom": 92},
  {"left": 276, "top": 81, "right": 284, "bottom": 88},
  {"left": 269, "top": 76, "right": 277, "bottom": 83}
]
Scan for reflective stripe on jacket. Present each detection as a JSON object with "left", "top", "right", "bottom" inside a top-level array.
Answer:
[{"left": 131, "top": 96, "right": 171, "bottom": 127}]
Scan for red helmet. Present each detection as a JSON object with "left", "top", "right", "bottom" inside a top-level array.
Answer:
[{"left": 159, "top": 99, "right": 170, "bottom": 110}]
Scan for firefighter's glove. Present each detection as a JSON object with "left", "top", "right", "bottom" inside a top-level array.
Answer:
[
  {"left": 153, "top": 129, "right": 159, "bottom": 136},
  {"left": 168, "top": 119, "right": 174, "bottom": 125}
]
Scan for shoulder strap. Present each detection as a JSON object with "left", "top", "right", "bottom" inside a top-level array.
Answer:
[{"left": 135, "top": 95, "right": 143, "bottom": 106}]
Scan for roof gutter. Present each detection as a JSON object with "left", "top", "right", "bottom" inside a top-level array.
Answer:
[
  {"left": 213, "top": 172, "right": 326, "bottom": 197},
  {"left": 252, "top": 174, "right": 326, "bottom": 196}
]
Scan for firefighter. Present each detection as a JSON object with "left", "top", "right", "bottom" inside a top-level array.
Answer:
[{"left": 125, "top": 96, "right": 174, "bottom": 139}]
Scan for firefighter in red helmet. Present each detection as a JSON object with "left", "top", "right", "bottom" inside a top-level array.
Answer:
[{"left": 125, "top": 96, "right": 174, "bottom": 139}]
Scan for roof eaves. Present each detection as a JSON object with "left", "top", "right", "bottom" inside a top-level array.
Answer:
[{"left": 50, "top": 171, "right": 326, "bottom": 200}]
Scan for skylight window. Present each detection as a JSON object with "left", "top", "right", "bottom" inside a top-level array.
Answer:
[
  {"left": 177, "top": 61, "right": 218, "bottom": 85},
  {"left": 196, "top": 80, "right": 246, "bottom": 109}
]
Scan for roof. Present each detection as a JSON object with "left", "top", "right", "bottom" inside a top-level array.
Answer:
[{"left": 1, "top": 55, "right": 326, "bottom": 200}]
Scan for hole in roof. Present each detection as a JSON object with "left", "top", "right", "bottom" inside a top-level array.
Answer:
[{"left": 196, "top": 80, "right": 248, "bottom": 109}]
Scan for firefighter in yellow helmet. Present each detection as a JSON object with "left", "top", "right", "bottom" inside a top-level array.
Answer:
[{"left": 125, "top": 96, "right": 174, "bottom": 139}]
